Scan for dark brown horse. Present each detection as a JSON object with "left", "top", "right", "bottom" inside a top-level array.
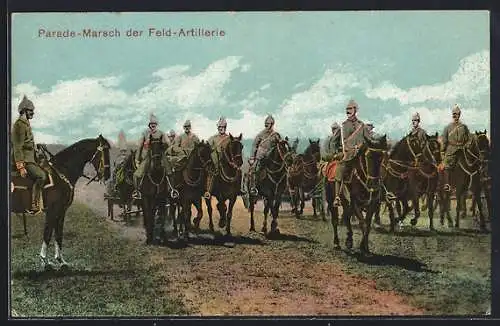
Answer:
[
  {"left": 139, "top": 134, "right": 174, "bottom": 245},
  {"left": 168, "top": 140, "right": 213, "bottom": 240},
  {"left": 287, "top": 139, "right": 322, "bottom": 219},
  {"left": 110, "top": 149, "right": 141, "bottom": 220},
  {"left": 10, "top": 135, "right": 111, "bottom": 269},
  {"left": 248, "top": 138, "right": 294, "bottom": 235},
  {"left": 203, "top": 134, "right": 244, "bottom": 237},
  {"left": 329, "top": 134, "right": 387, "bottom": 254},
  {"left": 469, "top": 131, "right": 491, "bottom": 220},
  {"left": 438, "top": 132, "right": 488, "bottom": 231},
  {"left": 379, "top": 133, "right": 429, "bottom": 231}
]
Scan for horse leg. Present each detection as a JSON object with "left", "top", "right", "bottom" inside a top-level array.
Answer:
[
  {"left": 54, "top": 207, "right": 69, "bottom": 266},
  {"left": 472, "top": 185, "right": 487, "bottom": 232},
  {"left": 374, "top": 201, "right": 381, "bottom": 226},
  {"left": 353, "top": 203, "right": 368, "bottom": 254},
  {"left": 249, "top": 198, "right": 256, "bottom": 232},
  {"left": 142, "top": 199, "right": 154, "bottom": 245},
  {"left": 193, "top": 199, "right": 203, "bottom": 230},
  {"left": 410, "top": 194, "right": 421, "bottom": 226},
  {"left": 388, "top": 201, "right": 396, "bottom": 233},
  {"left": 226, "top": 197, "right": 237, "bottom": 237},
  {"left": 454, "top": 190, "right": 462, "bottom": 229},
  {"left": 362, "top": 205, "right": 376, "bottom": 255},
  {"left": 344, "top": 204, "right": 353, "bottom": 251},
  {"left": 428, "top": 191, "right": 435, "bottom": 231},
  {"left": 271, "top": 194, "right": 281, "bottom": 234},
  {"left": 262, "top": 198, "right": 270, "bottom": 234},
  {"left": 21, "top": 213, "right": 28, "bottom": 237},
  {"left": 299, "top": 188, "right": 305, "bottom": 216},
  {"left": 40, "top": 207, "right": 56, "bottom": 268},
  {"left": 217, "top": 200, "right": 227, "bottom": 229},
  {"left": 204, "top": 197, "right": 214, "bottom": 232}
]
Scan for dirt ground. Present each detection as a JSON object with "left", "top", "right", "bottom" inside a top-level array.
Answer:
[{"left": 75, "top": 180, "right": 424, "bottom": 316}]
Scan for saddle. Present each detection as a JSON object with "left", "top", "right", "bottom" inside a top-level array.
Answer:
[
  {"left": 10, "top": 164, "right": 55, "bottom": 214},
  {"left": 321, "top": 160, "right": 337, "bottom": 182}
]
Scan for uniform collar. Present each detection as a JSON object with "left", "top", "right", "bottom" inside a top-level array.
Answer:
[{"left": 18, "top": 115, "right": 30, "bottom": 125}]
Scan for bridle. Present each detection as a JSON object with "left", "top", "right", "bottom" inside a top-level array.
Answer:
[{"left": 86, "top": 138, "right": 110, "bottom": 185}]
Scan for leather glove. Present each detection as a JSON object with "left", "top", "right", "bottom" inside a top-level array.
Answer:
[{"left": 16, "top": 161, "right": 28, "bottom": 177}]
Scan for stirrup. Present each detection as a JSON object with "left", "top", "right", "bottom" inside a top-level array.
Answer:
[
  {"left": 250, "top": 187, "right": 258, "bottom": 196},
  {"left": 443, "top": 184, "right": 451, "bottom": 192},
  {"left": 27, "top": 207, "right": 43, "bottom": 215},
  {"left": 333, "top": 196, "right": 341, "bottom": 207},
  {"left": 132, "top": 191, "right": 142, "bottom": 199},
  {"left": 386, "top": 192, "right": 397, "bottom": 201}
]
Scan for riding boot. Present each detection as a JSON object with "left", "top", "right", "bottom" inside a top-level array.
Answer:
[
  {"left": 443, "top": 169, "right": 451, "bottom": 192},
  {"left": 333, "top": 181, "right": 342, "bottom": 207},
  {"left": 29, "top": 183, "right": 43, "bottom": 215},
  {"left": 132, "top": 176, "right": 142, "bottom": 200}
]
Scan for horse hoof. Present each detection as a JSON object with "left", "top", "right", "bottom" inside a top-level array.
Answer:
[
  {"left": 250, "top": 227, "right": 256, "bottom": 232},
  {"left": 410, "top": 219, "right": 418, "bottom": 226}
]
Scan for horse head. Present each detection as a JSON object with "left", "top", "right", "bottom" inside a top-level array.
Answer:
[
  {"left": 226, "top": 133, "right": 244, "bottom": 168},
  {"left": 475, "top": 130, "right": 490, "bottom": 161},
  {"left": 276, "top": 137, "right": 293, "bottom": 167},
  {"left": 149, "top": 134, "right": 166, "bottom": 170},
  {"left": 425, "top": 132, "right": 441, "bottom": 164},
  {"left": 362, "top": 133, "right": 387, "bottom": 188},
  {"left": 195, "top": 140, "right": 214, "bottom": 170},
  {"left": 306, "top": 138, "right": 321, "bottom": 162},
  {"left": 89, "top": 134, "right": 111, "bottom": 182}
]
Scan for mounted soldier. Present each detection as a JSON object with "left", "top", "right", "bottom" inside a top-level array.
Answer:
[
  {"left": 333, "top": 99, "right": 374, "bottom": 207},
  {"left": 321, "top": 122, "right": 343, "bottom": 162},
  {"left": 166, "top": 129, "right": 176, "bottom": 146},
  {"left": 441, "top": 104, "right": 470, "bottom": 192},
  {"left": 170, "top": 120, "right": 200, "bottom": 161},
  {"left": 409, "top": 112, "right": 427, "bottom": 143},
  {"left": 207, "top": 117, "right": 230, "bottom": 175},
  {"left": 11, "top": 95, "right": 48, "bottom": 215},
  {"left": 132, "top": 113, "right": 169, "bottom": 200},
  {"left": 248, "top": 115, "right": 282, "bottom": 194},
  {"left": 107, "top": 132, "right": 129, "bottom": 195}
]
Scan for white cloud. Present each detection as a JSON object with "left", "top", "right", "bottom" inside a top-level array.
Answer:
[
  {"left": 260, "top": 83, "right": 271, "bottom": 90},
  {"left": 240, "top": 64, "right": 251, "bottom": 72},
  {"left": 171, "top": 109, "right": 266, "bottom": 141},
  {"left": 376, "top": 105, "right": 490, "bottom": 139},
  {"left": 33, "top": 131, "right": 62, "bottom": 144},
  {"left": 365, "top": 50, "right": 489, "bottom": 105}
]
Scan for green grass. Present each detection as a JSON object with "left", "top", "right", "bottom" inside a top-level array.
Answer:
[
  {"left": 10, "top": 203, "right": 189, "bottom": 317},
  {"left": 290, "top": 204, "right": 491, "bottom": 315}
]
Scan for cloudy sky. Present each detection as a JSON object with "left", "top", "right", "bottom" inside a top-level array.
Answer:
[{"left": 11, "top": 11, "right": 490, "bottom": 145}]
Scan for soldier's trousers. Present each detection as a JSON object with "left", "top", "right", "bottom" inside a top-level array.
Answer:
[
  {"left": 25, "top": 162, "right": 47, "bottom": 186},
  {"left": 334, "top": 160, "right": 354, "bottom": 183},
  {"left": 443, "top": 150, "right": 461, "bottom": 170}
]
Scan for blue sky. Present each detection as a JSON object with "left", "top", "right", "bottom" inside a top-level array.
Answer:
[{"left": 11, "top": 11, "right": 490, "bottom": 145}]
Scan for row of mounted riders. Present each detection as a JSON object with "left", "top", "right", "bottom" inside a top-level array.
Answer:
[{"left": 106, "top": 129, "right": 490, "bottom": 253}]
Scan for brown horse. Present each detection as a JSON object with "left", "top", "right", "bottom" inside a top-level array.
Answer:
[
  {"left": 287, "top": 139, "right": 322, "bottom": 219},
  {"left": 330, "top": 134, "right": 387, "bottom": 254},
  {"left": 469, "top": 131, "right": 491, "bottom": 220},
  {"left": 379, "top": 133, "right": 429, "bottom": 231},
  {"left": 139, "top": 134, "right": 174, "bottom": 245},
  {"left": 10, "top": 135, "right": 111, "bottom": 269},
  {"left": 248, "top": 138, "right": 294, "bottom": 235},
  {"left": 438, "top": 132, "right": 488, "bottom": 231},
  {"left": 167, "top": 140, "right": 213, "bottom": 240},
  {"left": 204, "top": 133, "right": 244, "bottom": 237}
]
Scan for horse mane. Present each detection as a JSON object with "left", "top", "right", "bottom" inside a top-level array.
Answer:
[{"left": 51, "top": 138, "right": 98, "bottom": 166}]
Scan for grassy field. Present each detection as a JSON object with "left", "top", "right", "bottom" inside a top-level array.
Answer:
[
  {"left": 289, "top": 202, "right": 491, "bottom": 315},
  {"left": 10, "top": 203, "right": 188, "bottom": 317}
]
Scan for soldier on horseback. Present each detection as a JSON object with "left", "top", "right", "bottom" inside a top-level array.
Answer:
[
  {"left": 132, "top": 113, "right": 169, "bottom": 200},
  {"left": 107, "top": 135, "right": 129, "bottom": 195},
  {"left": 321, "top": 122, "right": 343, "bottom": 162},
  {"left": 208, "top": 117, "right": 229, "bottom": 174},
  {"left": 409, "top": 112, "right": 427, "bottom": 142},
  {"left": 441, "top": 104, "right": 470, "bottom": 192},
  {"left": 248, "top": 115, "right": 282, "bottom": 195},
  {"left": 167, "top": 129, "right": 176, "bottom": 146},
  {"left": 11, "top": 95, "right": 48, "bottom": 215},
  {"left": 171, "top": 120, "right": 200, "bottom": 160},
  {"left": 333, "top": 99, "right": 373, "bottom": 207}
]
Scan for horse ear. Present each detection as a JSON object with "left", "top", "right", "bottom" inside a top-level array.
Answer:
[
  {"left": 309, "top": 138, "right": 312, "bottom": 144},
  {"left": 238, "top": 133, "right": 242, "bottom": 140},
  {"left": 475, "top": 131, "right": 478, "bottom": 135},
  {"left": 230, "top": 134, "right": 234, "bottom": 141},
  {"left": 435, "top": 132, "right": 438, "bottom": 137},
  {"left": 285, "top": 136, "right": 289, "bottom": 141},
  {"left": 484, "top": 129, "right": 487, "bottom": 134}
]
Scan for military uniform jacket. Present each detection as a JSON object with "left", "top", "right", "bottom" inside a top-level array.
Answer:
[
  {"left": 252, "top": 129, "right": 281, "bottom": 160},
  {"left": 136, "top": 129, "right": 167, "bottom": 162},
  {"left": 208, "top": 134, "right": 229, "bottom": 153},
  {"left": 340, "top": 118, "right": 371, "bottom": 161},
  {"left": 172, "top": 132, "right": 200, "bottom": 155},
  {"left": 12, "top": 115, "right": 36, "bottom": 164},
  {"left": 322, "top": 134, "right": 342, "bottom": 161},
  {"left": 442, "top": 122, "right": 470, "bottom": 154},
  {"left": 409, "top": 127, "right": 427, "bottom": 143}
]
